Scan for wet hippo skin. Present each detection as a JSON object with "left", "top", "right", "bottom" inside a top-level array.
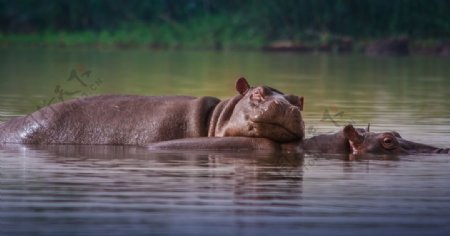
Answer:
[
  {"left": 0, "top": 78, "right": 304, "bottom": 145},
  {"left": 148, "top": 124, "right": 450, "bottom": 155},
  {"left": 342, "top": 124, "right": 450, "bottom": 155}
]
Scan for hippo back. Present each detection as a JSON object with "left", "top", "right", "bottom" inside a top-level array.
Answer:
[{"left": 0, "top": 95, "right": 220, "bottom": 145}]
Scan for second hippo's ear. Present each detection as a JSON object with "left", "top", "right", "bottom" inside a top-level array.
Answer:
[
  {"left": 236, "top": 77, "right": 250, "bottom": 95},
  {"left": 344, "top": 124, "right": 364, "bottom": 150},
  {"left": 299, "top": 96, "right": 304, "bottom": 111},
  {"left": 286, "top": 95, "right": 304, "bottom": 111}
]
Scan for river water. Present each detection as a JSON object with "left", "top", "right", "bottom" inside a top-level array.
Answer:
[{"left": 1, "top": 48, "right": 449, "bottom": 235}]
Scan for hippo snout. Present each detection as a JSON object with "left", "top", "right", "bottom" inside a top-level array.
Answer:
[
  {"left": 288, "top": 106, "right": 301, "bottom": 116},
  {"left": 255, "top": 100, "right": 300, "bottom": 121},
  {"left": 247, "top": 99, "right": 304, "bottom": 141},
  {"left": 268, "top": 100, "right": 282, "bottom": 113}
]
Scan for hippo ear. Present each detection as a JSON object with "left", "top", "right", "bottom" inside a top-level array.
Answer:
[
  {"left": 366, "top": 123, "right": 370, "bottom": 132},
  {"left": 299, "top": 96, "right": 304, "bottom": 111},
  {"left": 236, "top": 77, "right": 250, "bottom": 95},
  {"left": 286, "top": 95, "right": 304, "bottom": 111},
  {"left": 344, "top": 124, "right": 364, "bottom": 151}
]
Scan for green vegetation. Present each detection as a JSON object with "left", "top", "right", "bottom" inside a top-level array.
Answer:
[{"left": 1, "top": 0, "right": 449, "bottom": 50}]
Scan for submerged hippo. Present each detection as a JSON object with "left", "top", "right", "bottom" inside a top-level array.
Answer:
[
  {"left": 341, "top": 124, "right": 449, "bottom": 155},
  {"left": 0, "top": 78, "right": 304, "bottom": 145},
  {"left": 148, "top": 124, "right": 449, "bottom": 155}
]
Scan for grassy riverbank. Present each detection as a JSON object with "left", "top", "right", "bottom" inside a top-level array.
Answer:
[
  {"left": 1, "top": 29, "right": 447, "bottom": 56},
  {"left": 0, "top": 18, "right": 265, "bottom": 50},
  {"left": 1, "top": 1, "right": 449, "bottom": 53}
]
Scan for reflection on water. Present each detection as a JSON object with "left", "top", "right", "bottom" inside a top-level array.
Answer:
[
  {"left": 0, "top": 145, "right": 304, "bottom": 235},
  {"left": 1, "top": 145, "right": 450, "bottom": 236},
  {"left": 1, "top": 48, "right": 450, "bottom": 235}
]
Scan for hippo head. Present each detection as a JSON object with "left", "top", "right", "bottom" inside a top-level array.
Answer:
[
  {"left": 343, "top": 124, "right": 450, "bottom": 155},
  {"left": 210, "top": 77, "right": 305, "bottom": 142}
]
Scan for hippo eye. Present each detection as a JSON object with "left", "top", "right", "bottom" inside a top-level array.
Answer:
[
  {"left": 381, "top": 134, "right": 397, "bottom": 150},
  {"left": 250, "top": 87, "right": 267, "bottom": 102}
]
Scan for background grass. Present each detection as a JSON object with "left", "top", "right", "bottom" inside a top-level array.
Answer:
[{"left": 1, "top": 0, "right": 449, "bottom": 50}]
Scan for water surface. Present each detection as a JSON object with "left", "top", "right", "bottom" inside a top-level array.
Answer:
[{"left": 1, "top": 48, "right": 449, "bottom": 235}]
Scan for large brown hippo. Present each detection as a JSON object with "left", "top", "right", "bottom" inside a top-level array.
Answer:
[
  {"left": 148, "top": 124, "right": 450, "bottom": 155},
  {"left": 0, "top": 78, "right": 304, "bottom": 145}
]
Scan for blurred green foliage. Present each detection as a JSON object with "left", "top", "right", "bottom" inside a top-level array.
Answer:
[{"left": 1, "top": 0, "right": 449, "bottom": 48}]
